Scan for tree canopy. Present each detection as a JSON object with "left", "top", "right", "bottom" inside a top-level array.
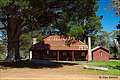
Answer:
[
  {"left": 0, "top": 0, "right": 102, "bottom": 61},
  {"left": 112, "top": 0, "right": 120, "bottom": 15}
]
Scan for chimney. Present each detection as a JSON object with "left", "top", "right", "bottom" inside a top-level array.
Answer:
[
  {"left": 29, "top": 37, "right": 37, "bottom": 61},
  {"left": 88, "top": 36, "right": 92, "bottom": 61},
  {"left": 32, "top": 37, "right": 37, "bottom": 44}
]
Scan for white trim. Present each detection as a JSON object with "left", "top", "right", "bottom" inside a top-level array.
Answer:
[
  {"left": 29, "top": 51, "right": 32, "bottom": 60},
  {"left": 92, "top": 46, "right": 109, "bottom": 52}
]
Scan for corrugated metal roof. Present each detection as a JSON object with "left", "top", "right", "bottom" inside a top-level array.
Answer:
[{"left": 32, "top": 35, "right": 88, "bottom": 51}]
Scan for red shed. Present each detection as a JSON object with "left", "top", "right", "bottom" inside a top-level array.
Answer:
[{"left": 92, "top": 46, "right": 110, "bottom": 61}]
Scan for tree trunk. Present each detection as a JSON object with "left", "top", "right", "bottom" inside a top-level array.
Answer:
[
  {"left": 5, "top": 17, "right": 21, "bottom": 62},
  {"left": 6, "top": 38, "right": 20, "bottom": 62}
]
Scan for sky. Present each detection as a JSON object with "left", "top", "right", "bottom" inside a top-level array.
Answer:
[{"left": 96, "top": 0, "right": 120, "bottom": 32}]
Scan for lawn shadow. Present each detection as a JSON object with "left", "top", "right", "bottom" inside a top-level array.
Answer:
[
  {"left": 0, "top": 60, "right": 78, "bottom": 69},
  {"left": 111, "top": 66, "right": 120, "bottom": 70}
]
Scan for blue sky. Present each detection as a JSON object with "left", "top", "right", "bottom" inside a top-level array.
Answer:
[{"left": 96, "top": 0, "right": 120, "bottom": 32}]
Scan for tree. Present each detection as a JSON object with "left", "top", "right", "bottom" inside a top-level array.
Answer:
[
  {"left": 112, "top": 0, "right": 120, "bottom": 15},
  {"left": 0, "top": 41, "right": 6, "bottom": 59},
  {"left": 66, "top": 16, "right": 102, "bottom": 43},
  {"left": 94, "top": 30, "right": 110, "bottom": 48},
  {"left": 111, "top": 0, "right": 120, "bottom": 55},
  {"left": 56, "top": 0, "right": 101, "bottom": 42},
  {"left": 52, "top": 0, "right": 99, "bottom": 35},
  {"left": 81, "top": 16, "right": 102, "bottom": 42},
  {"left": 109, "top": 43, "right": 118, "bottom": 59},
  {"left": 109, "top": 30, "right": 120, "bottom": 59},
  {"left": 0, "top": 29, "right": 7, "bottom": 60},
  {"left": 67, "top": 25, "right": 84, "bottom": 39},
  {"left": 19, "top": 30, "right": 43, "bottom": 59},
  {"left": 19, "top": 32, "right": 32, "bottom": 59},
  {"left": 110, "top": 30, "right": 120, "bottom": 55},
  {"left": 0, "top": 0, "right": 56, "bottom": 61},
  {"left": 0, "top": 0, "right": 99, "bottom": 61}
]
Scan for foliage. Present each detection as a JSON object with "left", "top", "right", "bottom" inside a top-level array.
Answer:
[
  {"left": 0, "top": 29, "right": 7, "bottom": 59},
  {"left": 20, "top": 32, "right": 32, "bottom": 51},
  {"left": 110, "top": 30, "right": 120, "bottom": 44},
  {"left": 0, "top": 30, "right": 7, "bottom": 60},
  {"left": 110, "top": 30, "right": 120, "bottom": 55},
  {"left": 67, "top": 25, "right": 84, "bottom": 39},
  {"left": 0, "top": 40, "right": 6, "bottom": 60},
  {"left": 65, "top": 15, "right": 102, "bottom": 45},
  {"left": 19, "top": 30, "right": 43, "bottom": 58},
  {"left": 52, "top": 0, "right": 100, "bottom": 36},
  {"left": 94, "top": 30, "right": 110, "bottom": 48},
  {"left": 0, "top": 0, "right": 101, "bottom": 61},
  {"left": 82, "top": 16, "right": 102, "bottom": 42},
  {"left": 32, "top": 30, "right": 43, "bottom": 42},
  {"left": 0, "top": 52, "right": 6, "bottom": 60},
  {"left": 83, "top": 16, "right": 102, "bottom": 35},
  {"left": 112, "top": 0, "right": 120, "bottom": 15},
  {"left": 36, "top": 33, "right": 43, "bottom": 42},
  {"left": 65, "top": 15, "right": 102, "bottom": 42},
  {"left": 19, "top": 32, "right": 31, "bottom": 58},
  {"left": 109, "top": 44, "right": 118, "bottom": 55}
]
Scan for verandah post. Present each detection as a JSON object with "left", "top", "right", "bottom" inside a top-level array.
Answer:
[
  {"left": 72, "top": 51, "right": 75, "bottom": 61},
  {"left": 57, "top": 51, "right": 59, "bottom": 61}
]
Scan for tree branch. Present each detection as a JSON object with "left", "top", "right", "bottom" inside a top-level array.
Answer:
[{"left": 0, "top": 27, "right": 6, "bottom": 30}]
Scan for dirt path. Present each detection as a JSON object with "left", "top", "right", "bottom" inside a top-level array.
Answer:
[
  {"left": 1, "top": 73, "right": 119, "bottom": 80},
  {"left": 0, "top": 65, "right": 119, "bottom": 80}
]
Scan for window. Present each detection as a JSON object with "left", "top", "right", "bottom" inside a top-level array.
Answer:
[
  {"left": 47, "top": 50, "right": 49, "bottom": 55},
  {"left": 81, "top": 52, "right": 85, "bottom": 56},
  {"left": 53, "top": 52, "right": 56, "bottom": 56},
  {"left": 63, "top": 53, "right": 67, "bottom": 56}
]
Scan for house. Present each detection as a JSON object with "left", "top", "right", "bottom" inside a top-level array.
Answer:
[
  {"left": 92, "top": 46, "right": 110, "bottom": 61},
  {"left": 30, "top": 35, "right": 89, "bottom": 61}
]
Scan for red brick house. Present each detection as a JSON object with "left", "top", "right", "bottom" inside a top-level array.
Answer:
[
  {"left": 31, "top": 35, "right": 88, "bottom": 61},
  {"left": 92, "top": 46, "right": 110, "bottom": 61}
]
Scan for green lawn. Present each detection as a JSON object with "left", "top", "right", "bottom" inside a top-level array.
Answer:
[
  {"left": 55, "top": 60, "right": 120, "bottom": 75},
  {"left": 82, "top": 60, "right": 120, "bottom": 75}
]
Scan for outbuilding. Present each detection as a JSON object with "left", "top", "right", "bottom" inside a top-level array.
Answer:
[{"left": 92, "top": 46, "right": 110, "bottom": 61}]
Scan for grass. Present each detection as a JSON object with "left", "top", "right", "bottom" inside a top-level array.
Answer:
[
  {"left": 61, "top": 60, "right": 120, "bottom": 75},
  {"left": 81, "top": 60, "right": 120, "bottom": 75},
  {"left": 88, "top": 60, "right": 120, "bottom": 67}
]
